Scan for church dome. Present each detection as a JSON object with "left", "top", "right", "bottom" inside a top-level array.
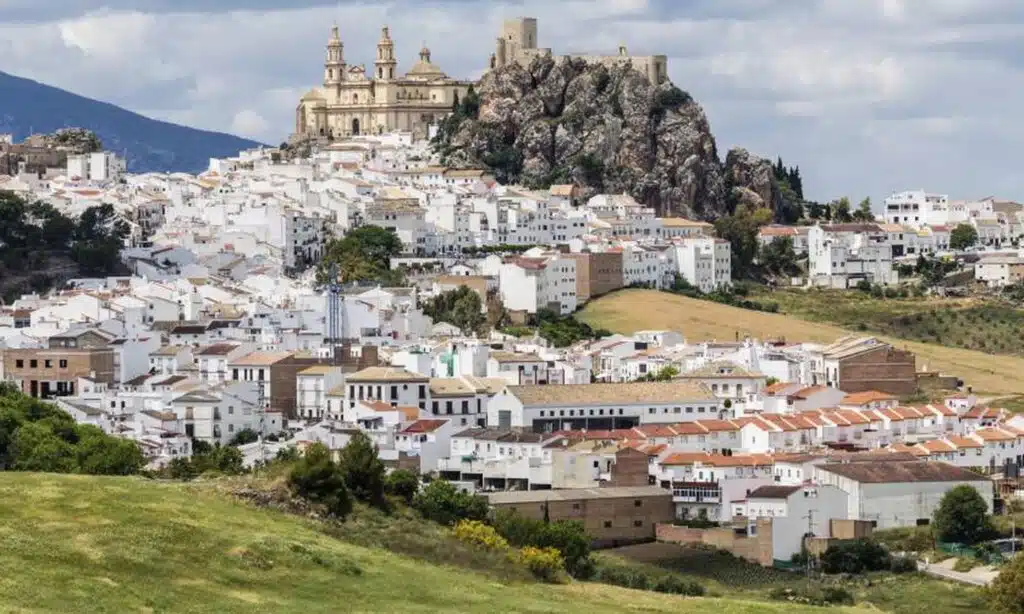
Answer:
[
  {"left": 407, "top": 45, "right": 446, "bottom": 79},
  {"left": 406, "top": 61, "right": 446, "bottom": 79},
  {"left": 300, "top": 88, "right": 326, "bottom": 102}
]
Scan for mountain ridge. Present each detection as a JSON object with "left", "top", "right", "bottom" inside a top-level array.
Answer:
[{"left": 0, "top": 71, "right": 264, "bottom": 174}]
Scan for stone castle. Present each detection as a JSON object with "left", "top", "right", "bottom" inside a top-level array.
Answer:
[
  {"left": 488, "top": 18, "right": 668, "bottom": 86},
  {"left": 294, "top": 18, "right": 668, "bottom": 139}
]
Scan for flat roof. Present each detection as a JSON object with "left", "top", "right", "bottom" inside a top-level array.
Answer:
[
  {"left": 486, "top": 486, "right": 669, "bottom": 505},
  {"left": 817, "top": 460, "right": 988, "bottom": 484}
]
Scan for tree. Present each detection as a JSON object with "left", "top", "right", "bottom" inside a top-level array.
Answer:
[
  {"left": 714, "top": 204, "right": 772, "bottom": 278},
  {"left": 852, "top": 197, "right": 874, "bottom": 222},
  {"left": 932, "top": 485, "right": 993, "bottom": 544},
  {"left": 337, "top": 431, "right": 387, "bottom": 506},
  {"left": 950, "top": 223, "right": 979, "bottom": 251},
  {"left": 228, "top": 428, "right": 260, "bottom": 446},
  {"left": 989, "top": 552, "right": 1024, "bottom": 613},
  {"left": 413, "top": 479, "right": 489, "bottom": 526},
  {"left": 318, "top": 225, "right": 403, "bottom": 284},
  {"left": 761, "top": 236, "right": 800, "bottom": 277},
  {"left": 832, "top": 197, "right": 852, "bottom": 223},
  {"left": 384, "top": 469, "right": 420, "bottom": 504},
  {"left": 423, "top": 286, "right": 486, "bottom": 335},
  {"left": 288, "top": 442, "right": 353, "bottom": 519}
]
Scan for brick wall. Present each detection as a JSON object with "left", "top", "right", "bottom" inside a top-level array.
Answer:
[
  {"left": 606, "top": 448, "right": 650, "bottom": 487},
  {"left": 840, "top": 346, "right": 918, "bottom": 395}
]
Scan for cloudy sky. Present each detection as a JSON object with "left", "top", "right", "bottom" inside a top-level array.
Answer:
[{"left": 1, "top": 0, "right": 1020, "bottom": 203}]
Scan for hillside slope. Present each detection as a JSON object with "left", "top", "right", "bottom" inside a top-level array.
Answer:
[
  {"left": 578, "top": 289, "right": 1024, "bottom": 395},
  {"left": 0, "top": 71, "right": 263, "bottom": 173},
  {"left": 0, "top": 473, "right": 855, "bottom": 614}
]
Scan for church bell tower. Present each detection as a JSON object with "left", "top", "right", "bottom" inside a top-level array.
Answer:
[
  {"left": 374, "top": 25, "right": 397, "bottom": 81},
  {"left": 324, "top": 24, "right": 346, "bottom": 88}
]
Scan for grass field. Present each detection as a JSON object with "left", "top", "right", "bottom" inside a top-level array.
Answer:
[
  {"left": 0, "top": 473, "right": 863, "bottom": 614},
  {"left": 600, "top": 543, "right": 987, "bottom": 614},
  {"left": 578, "top": 289, "right": 1024, "bottom": 395},
  {"left": 752, "top": 288, "right": 1024, "bottom": 357}
]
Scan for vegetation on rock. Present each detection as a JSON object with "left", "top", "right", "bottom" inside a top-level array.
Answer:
[{"left": 433, "top": 55, "right": 794, "bottom": 221}]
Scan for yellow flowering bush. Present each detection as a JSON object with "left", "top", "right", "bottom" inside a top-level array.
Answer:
[
  {"left": 519, "top": 546, "right": 565, "bottom": 583},
  {"left": 453, "top": 520, "right": 510, "bottom": 551}
]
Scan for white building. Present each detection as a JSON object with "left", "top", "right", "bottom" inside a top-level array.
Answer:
[{"left": 812, "top": 460, "right": 993, "bottom": 529}]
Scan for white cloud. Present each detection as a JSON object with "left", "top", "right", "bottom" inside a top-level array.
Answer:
[
  {"left": 230, "top": 109, "right": 270, "bottom": 137},
  {"left": 1, "top": 0, "right": 1024, "bottom": 202}
]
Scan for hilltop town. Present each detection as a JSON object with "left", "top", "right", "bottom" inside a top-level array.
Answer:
[{"left": 2, "top": 14, "right": 1024, "bottom": 614}]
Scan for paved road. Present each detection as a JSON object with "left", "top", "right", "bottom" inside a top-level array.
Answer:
[{"left": 919, "top": 560, "right": 996, "bottom": 586}]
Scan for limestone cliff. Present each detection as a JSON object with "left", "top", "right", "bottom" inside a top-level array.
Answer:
[{"left": 433, "top": 55, "right": 787, "bottom": 220}]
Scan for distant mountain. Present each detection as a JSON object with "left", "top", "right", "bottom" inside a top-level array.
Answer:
[{"left": 0, "top": 71, "right": 265, "bottom": 174}]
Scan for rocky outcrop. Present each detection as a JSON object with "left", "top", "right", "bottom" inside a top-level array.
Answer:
[
  {"left": 24, "top": 127, "right": 103, "bottom": 154},
  {"left": 723, "top": 147, "right": 785, "bottom": 212},
  {"left": 434, "top": 55, "right": 789, "bottom": 220}
]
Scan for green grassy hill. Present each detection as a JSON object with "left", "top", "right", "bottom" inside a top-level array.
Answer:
[{"left": 0, "top": 473, "right": 859, "bottom": 614}]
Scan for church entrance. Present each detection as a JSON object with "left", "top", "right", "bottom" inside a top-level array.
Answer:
[{"left": 351, "top": 118, "right": 360, "bottom": 136}]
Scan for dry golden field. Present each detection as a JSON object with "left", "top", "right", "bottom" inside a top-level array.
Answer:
[{"left": 578, "top": 289, "right": 1024, "bottom": 395}]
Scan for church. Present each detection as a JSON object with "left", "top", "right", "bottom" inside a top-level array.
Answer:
[{"left": 294, "top": 26, "right": 474, "bottom": 139}]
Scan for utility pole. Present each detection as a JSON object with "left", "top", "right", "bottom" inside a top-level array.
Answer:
[{"left": 802, "top": 505, "right": 817, "bottom": 576}]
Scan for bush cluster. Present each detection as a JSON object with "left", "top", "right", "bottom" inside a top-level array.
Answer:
[
  {"left": 492, "top": 510, "right": 592, "bottom": 578},
  {"left": 454, "top": 520, "right": 510, "bottom": 552},
  {"left": 768, "top": 586, "right": 854, "bottom": 606},
  {"left": 412, "top": 479, "right": 489, "bottom": 526},
  {"left": 0, "top": 384, "right": 144, "bottom": 475},
  {"left": 518, "top": 547, "right": 565, "bottom": 583},
  {"left": 820, "top": 539, "right": 891, "bottom": 574},
  {"left": 593, "top": 564, "right": 705, "bottom": 596},
  {"left": 165, "top": 443, "right": 244, "bottom": 479}
]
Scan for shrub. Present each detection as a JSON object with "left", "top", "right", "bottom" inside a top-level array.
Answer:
[
  {"left": 287, "top": 442, "right": 353, "bottom": 520},
  {"left": 953, "top": 557, "right": 977, "bottom": 573},
  {"left": 228, "top": 428, "right": 259, "bottom": 446},
  {"left": 820, "top": 538, "right": 891, "bottom": 574},
  {"left": 651, "top": 575, "right": 705, "bottom": 596},
  {"left": 890, "top": 555, "right": 918, "bottom": 573},
  {"left": 412, "top": 479, "right": 489, "bottom": 526},
  {"left": 519, "top": 546, "right": 565, "bottom": 583},
  {"left": 384, "top": 469, "right": 420, "bottom": 504},
  {"left": 454, "top": 520, "right": 509, "bottom": 552},
  {"left": 989, "top": 550, "right": 1024, "bottom": 613},
  {"left": 769, "top": 586, "right": 854, "bottom": 606}
]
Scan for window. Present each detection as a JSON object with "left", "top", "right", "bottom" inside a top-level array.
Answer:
[
  {"left": 633, "top": 520, "right": 643, "bottom": 527},
  {"left": 15, "top": 360, "right": 23, "bottom": 368},
  {"left": 44, "top": 360, "right": 52, "bottom": 368},
  {"left": 634, "top": 499, "right": 642, "bottom": 508},
  {"left": 572, "top": 503, "right": 581, "bottom": 510},
  {"left": 258, "top": 369, "right": 265, "bottom": 381},
  {"left": 603, "top": 521, "right": 612, "bottom": 528},
  {"left": 29, "top": 360, "right": 37, "bottom": 368},
  {"left": 431, "top": 401, "right": 438, "bottom": 414}
]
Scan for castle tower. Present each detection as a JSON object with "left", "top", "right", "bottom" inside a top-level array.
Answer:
[
  {"left": 419, "top": 44, "right": 431, "bottom": 63},
  {"left": 374, "top": 25, "right": 397, "bottom": 81},
  {"left": 324, "top": 24, "right": 346, "bottom": 87}
]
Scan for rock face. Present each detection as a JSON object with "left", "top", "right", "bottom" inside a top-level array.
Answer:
[{"left": 434, "top": 55, "right": 787, "bottom": 220}]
